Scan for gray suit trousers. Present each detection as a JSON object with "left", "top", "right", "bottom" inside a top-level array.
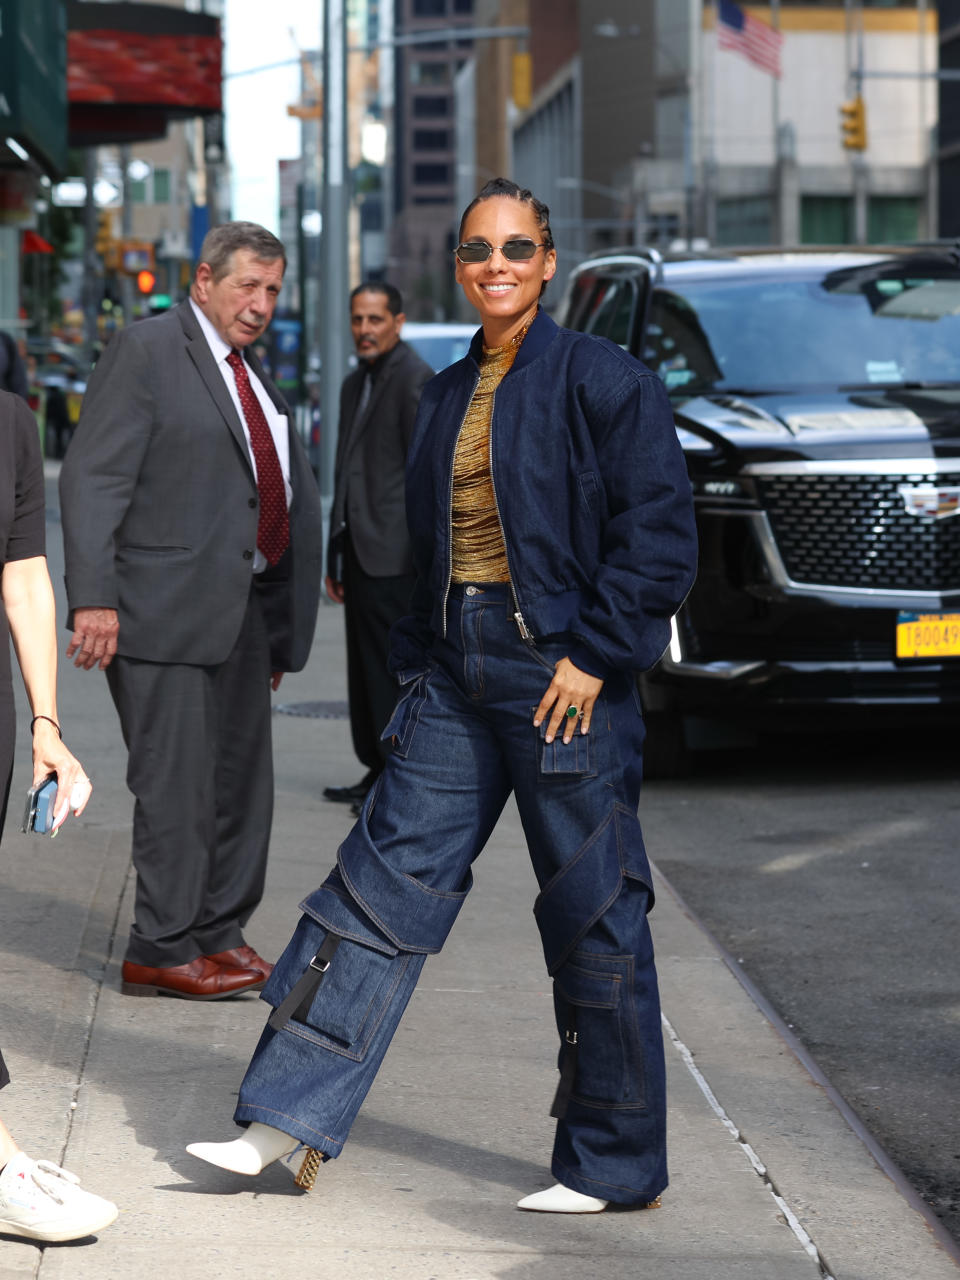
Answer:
[{"left": 106, "top": 586, "right": 274, "bottom": 967}]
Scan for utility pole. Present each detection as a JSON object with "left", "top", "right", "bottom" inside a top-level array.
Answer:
[
  {"left": 319, "top": 0, "right": 348, "bottom": 519},
  {"left": 81, "top": 148, "right": 101, "bottom": 362}
]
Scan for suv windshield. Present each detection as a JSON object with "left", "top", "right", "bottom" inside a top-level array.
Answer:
[{"left": 644, "top": 267, "right": 960, "bottom": 396}]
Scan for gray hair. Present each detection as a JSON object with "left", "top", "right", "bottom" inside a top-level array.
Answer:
[{"left": 196, "top": 221, "right": 286, "bottom": 281}]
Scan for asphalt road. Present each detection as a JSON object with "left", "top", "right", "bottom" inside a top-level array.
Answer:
[{"left": 641, "top": 721, "right": 960, "bottom": 1244}]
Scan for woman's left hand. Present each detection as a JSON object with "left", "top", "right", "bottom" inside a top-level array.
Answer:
[
  {"left": 32, "top": 719, "right": 92, "bottom": 832},
  {"left": 533, "top": 657, "right": 604, "bottom": 744}
]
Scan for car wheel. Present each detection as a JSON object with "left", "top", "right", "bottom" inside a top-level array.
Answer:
[{"left": 642, "top": 710, "right": 690, "bottom": 780}]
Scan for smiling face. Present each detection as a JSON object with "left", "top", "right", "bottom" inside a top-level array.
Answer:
[
  {"left": 192, "top": 248, "right": 284, "bottom": 349},
  {"left": 455, "top": 196, "right": 557, "bottom": 346}
]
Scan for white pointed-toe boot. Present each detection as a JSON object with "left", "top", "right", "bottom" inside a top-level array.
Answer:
[
  {"left": 517, "top": 1183, "right": 609, "bottom": 1213},
  {"left": 186, "top": 1122, "right": 325, "bottom": 1188}
]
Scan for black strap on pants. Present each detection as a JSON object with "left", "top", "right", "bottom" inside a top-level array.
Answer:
[
  {"left": 549, "top": 1008, "right": 579, "bottom": 1119},
  {"left": 268, "top": 932, "right": 342, "bottom": 1032}
]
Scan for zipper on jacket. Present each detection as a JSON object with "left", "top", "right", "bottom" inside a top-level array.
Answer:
[
  {"left": 486, "top": 387, "right": 539, "bottom": 650},
  {"left": 440, "top": 371, "right": 480, "bottom": 638}
]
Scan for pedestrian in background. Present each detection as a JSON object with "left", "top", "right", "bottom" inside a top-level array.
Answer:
[
  {"left": 322, "top": 282, "right": 433, "bottom": 812},
  {"left": 59, "top": 221, "right": 324, "bottom": 1001},
  {"left": 188, "top": 178, "right": 697, "bottom": 1212},
  {"left": 0, "top": 331, "right": 28, "bottom": 401},
  {"left": 0, "top": 389, "right": 115, "bottom": 1242}
]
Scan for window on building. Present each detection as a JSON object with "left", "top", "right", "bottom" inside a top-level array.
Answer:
[
  {"left": 413, "top": 129, "right": 449, "bottom": 150},
  {"left": 801, "top": 196, "right": 853, "bottom": 245},
  {"left": 413, "top": 196, "right": 450, "bottom": 205},
  {"left": 129, "top": 178, "right": 147, "bottom": 204},
  {"left": 152, "top": 168, "right": 171, "bottom": 204},
  {"left": 412, "top": 0, "right": 446, "bottom": 15},
  {"left": 868, "top": 196, "right": 921, "bottom": 242},
  {"left": 413, "top": 163, "right": 451, "bottom": 185},
  {"left": 412, "top": 95, "right": 448, "bottom": 118},
  {"left": 411, "top": 61, "right": 449, "bottom": 86},
  {"left": 453, "top": 0, "right": 471, "bottom": 11},
  {"left": 716, "top": 196, "right": 774, "bottom": 247}
]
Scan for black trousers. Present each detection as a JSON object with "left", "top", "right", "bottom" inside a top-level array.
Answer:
[
  {"left": 106, "top": 587, "right": 274, "bottom": 967},
  {"left": 342, "top": 535, "right": 415, "bottom": 775}
]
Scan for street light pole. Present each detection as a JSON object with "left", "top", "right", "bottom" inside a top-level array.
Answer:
[{"left": 319, "top": 0, "right": 348, "bottom": 522}]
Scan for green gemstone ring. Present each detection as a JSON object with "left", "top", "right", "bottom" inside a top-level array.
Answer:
[{"left": 565, "top": 704, "right": 579, "bottom": 719}]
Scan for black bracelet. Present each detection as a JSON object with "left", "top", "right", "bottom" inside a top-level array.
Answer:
[{"left": 30, "top": 715, "right": 62, "bottom": 739}]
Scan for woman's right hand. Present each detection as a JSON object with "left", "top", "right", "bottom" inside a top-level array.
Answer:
[{"left": 32, "top": 719, "right": 92, "bottom": 831}]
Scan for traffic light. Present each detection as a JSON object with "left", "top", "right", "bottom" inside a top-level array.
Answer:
[
  {"left": 840, "top": 94, "right": 867, "bottom": 151},
  {"left": 512, "top": 52, "right": 532, "bottom": 111},
  {"left": 95, "top": 211, "right": 116, "bottom": 265},
  {"left": 136, "top": 269, "right": 156, "bottom": 294}
]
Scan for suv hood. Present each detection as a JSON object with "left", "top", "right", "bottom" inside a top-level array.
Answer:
[{"left": 675, "top": 387, "right": 960, "bottom": 461}]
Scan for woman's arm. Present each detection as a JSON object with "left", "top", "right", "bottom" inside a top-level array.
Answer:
[{"left": 2, "top": 555, "right": 91, "bottom": 827}]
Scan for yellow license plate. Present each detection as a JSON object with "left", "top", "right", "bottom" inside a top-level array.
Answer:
[{"left": 896, "top": 612, "right": 960, "bottom": 659}]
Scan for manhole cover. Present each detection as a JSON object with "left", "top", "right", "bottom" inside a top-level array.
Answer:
[{"left": 275, "top": 700, "right": 349, "bottom": 719}]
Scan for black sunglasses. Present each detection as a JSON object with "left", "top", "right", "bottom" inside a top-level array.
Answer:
[{"left": 454, "top": 239, "right": 546, "bottom": 264}]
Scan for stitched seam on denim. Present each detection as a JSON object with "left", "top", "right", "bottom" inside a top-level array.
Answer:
[
  {"left": 553, "top": 1154, "right": 661, "bottom": 1196},
  {"left": 234, "top": 1105, "right": 341, "bottom": 1149},
  {"left": 337, "top": 855, "right": 456, "bottom": 953},
  {"left": 535, "top": 807, "right": 618, "bottom": 901},
  {"left": 475, "top": 605, "right": 486, "bottom": 697}
]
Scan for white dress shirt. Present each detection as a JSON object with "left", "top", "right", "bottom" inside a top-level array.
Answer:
[{"left": 190, "top": 298, "right": 292, "bottom": 572}]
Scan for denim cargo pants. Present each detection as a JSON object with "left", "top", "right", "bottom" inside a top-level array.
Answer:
[{"left": 235, "top": 583, "right": 668, "bottom": 1204}]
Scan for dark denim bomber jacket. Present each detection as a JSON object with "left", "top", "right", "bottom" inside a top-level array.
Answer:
[{"left": 389, "top": 308, "right": 698, "bottom": 683}]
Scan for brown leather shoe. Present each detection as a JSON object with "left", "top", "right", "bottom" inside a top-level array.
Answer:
[
  {"left": 120, "top": 956, "right": 265, "bottom": 999},
  {"left": 205, "top": 945, "right": 274, "bottom": 982}
]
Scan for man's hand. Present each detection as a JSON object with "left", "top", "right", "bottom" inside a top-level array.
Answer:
[
  {"left": 67, "top": 608, "right": 119, "bottom": 671},
  {"left": 325, "top": 575, "right": 345, "bottom": 604},
  {"left": 271, "top": 671, "right": 284, "bottom": 692}
]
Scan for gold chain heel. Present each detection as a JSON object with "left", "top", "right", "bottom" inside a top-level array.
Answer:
[
  {"left": 294, "top": 1147, "right": 323, "bottom": 1190},
  {"left": 644, "top": 1195, "right": 662, "bottom": 1209}
]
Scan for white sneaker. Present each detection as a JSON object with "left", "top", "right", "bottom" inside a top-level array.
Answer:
[{"left": 0, "top": 1152, "right": 118, "bottom": 1242}]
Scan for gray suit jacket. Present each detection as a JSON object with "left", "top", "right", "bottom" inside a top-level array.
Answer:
[
  {"left": 60, "top": 300, "right": 323, "bottom": 671},
  {"left": 329, "top": 339, "right": 434, "bottom": 579}
]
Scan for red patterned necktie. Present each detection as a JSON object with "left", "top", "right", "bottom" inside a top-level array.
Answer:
[{"left": 226, "top": 349, "right": 290, "bottom": 565}]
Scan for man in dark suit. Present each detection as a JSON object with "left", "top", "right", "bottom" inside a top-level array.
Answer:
[
  {"left": 59, "top": 222, "right": 324, "bottom": 1000},
  {"left": 323, "top": 283, "right": 433, "bottom": 809}
]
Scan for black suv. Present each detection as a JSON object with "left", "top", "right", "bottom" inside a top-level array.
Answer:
[{"left": 559, "top": 246, "right": 960, "bottom": 774}]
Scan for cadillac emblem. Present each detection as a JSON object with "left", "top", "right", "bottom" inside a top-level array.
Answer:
[{"left": 897, "top": 484, "right": 960, "bottom": 519}]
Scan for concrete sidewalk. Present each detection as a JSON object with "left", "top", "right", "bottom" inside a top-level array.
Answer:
[{"left": 0, "top": 466, "right": 957, "bottom": 1279}]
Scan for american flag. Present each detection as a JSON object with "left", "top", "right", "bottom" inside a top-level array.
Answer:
[{"left": 717, "top": 0, "right": 783, "bottom": 79}]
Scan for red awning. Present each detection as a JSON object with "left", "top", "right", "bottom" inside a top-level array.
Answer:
[{"left": 22, "top": 230, "right": 54, "bottom": 254}]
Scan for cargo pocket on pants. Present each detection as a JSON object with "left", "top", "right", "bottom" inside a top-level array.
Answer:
[
  {"left": 263, "top": 911, "right": 408, "bottom": 1062},
  {"left": 532, "top": 707, "right": 597, "bottom": 777},
  {"left": 553, "top": 951, "right": 646, "bottom": 1109}
]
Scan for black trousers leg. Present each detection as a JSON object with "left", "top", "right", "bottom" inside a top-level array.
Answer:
[{"left": 342, "top": 536, "right": 415, "bottom": 774}]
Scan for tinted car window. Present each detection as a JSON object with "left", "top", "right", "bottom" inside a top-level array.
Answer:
[
  {"left": 580, "top": 278, "right": 638, "bottom": 350},
  {"left": 644, "top": 269, "right": 960, "bottom": 395},
  {"left": 406, "top": 333, "right": 472, "bottom": 371}
]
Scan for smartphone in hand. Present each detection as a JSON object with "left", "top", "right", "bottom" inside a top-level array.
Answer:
[{"left": 21, "top": 774, "right": 58, "bottom": 835}]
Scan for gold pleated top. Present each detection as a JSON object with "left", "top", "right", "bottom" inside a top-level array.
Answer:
[{"left": 450, "top": 332, "right": 526, "bottom": 583}]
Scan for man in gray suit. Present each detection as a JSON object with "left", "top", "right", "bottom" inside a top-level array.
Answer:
[
  {"left": 60, "top": 222, "right": 323, "bottom": 1000},
  {"left": 323, "top": 283, "right": 433, "bottom": 809}
]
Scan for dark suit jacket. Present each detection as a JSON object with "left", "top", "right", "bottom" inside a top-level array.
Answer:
[
  {"left": 329, "top": 338, "right": 434, "bottom": 579},
  {"left": 60, "top": 300, "right": 323, "bottom": 671}
]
